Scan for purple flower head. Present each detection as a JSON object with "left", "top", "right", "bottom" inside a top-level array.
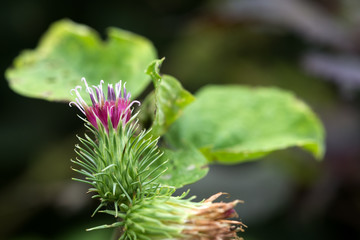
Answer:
[{"left": 70, "top": 78, "right": 140, "bottom": 131}]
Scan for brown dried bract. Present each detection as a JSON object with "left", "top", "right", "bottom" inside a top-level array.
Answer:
[{"left": 181, "top": 193, "right": 246, "bottom": 240}]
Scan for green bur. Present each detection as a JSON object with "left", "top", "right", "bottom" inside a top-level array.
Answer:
[
  {"left": 72, "top": 112, "right": 168, "bottom": 217},
  {"left": 89, "top": 191, "right": 245, "bottom": 240}
]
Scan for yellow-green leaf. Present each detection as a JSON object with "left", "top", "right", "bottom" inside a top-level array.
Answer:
[
  {"left": 145, "top": 59, "right": 195, "bottom": 137},
  {"left": 6, "top": 19, "right": 157, "bottom": 102},
  {"left": 166, "top": 85, "right": 325, "bottom": 164}
]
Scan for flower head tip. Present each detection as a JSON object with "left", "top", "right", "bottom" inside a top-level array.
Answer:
[{"left": 70, "top": 78, "right": 140, "bottom": 131}]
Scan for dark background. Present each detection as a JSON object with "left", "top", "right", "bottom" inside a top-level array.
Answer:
[{"left": 1, "top": 0, "right": 360, "bottom": 239}]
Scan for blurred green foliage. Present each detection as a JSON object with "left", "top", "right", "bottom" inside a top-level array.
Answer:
[{"left": 5, "top": 20, "right": 325, "bottom": 193}]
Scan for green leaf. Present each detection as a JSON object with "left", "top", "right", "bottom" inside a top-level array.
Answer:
[
  {"left": 145, "top": 59, "right": 195, "bottom": 137},
  {"left": 166, "top": 85, "right": 325, "bottom": 164},
  {"left": 6, "top": 19, "right": 157, "bottom": 102},
  {"left": 155, "top": 145, "right": 209, "bottom": 188}
]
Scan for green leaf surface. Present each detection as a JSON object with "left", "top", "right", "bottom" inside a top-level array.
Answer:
[
  {"left": 6, "top": 19, "right": 157, "bottom": 102},
  {"left": 155, "top": 145, "right": 209, "bottom": 188},
  {"left": 166, "top": 85, "right": 325, "bottom": 164},
  {"left": 145, "top": 59, "right": 195, "bottom": 137}
]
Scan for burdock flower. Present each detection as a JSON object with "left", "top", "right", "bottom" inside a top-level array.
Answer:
[
  {"left": 114, "top": 192, "right": 246, "bottom": 240},
  {"left": 70, "top": 78, "right": 139, "bottom": 131},
  {"left": 71, "top": 77, "right": 164, "bottom": 213}
]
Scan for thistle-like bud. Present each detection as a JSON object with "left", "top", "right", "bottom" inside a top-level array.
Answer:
[
  {"left": 110, "top": 192, "right": 246, "bottom": 240},
  {"left": 70, "top": 79, "right": 166, "bottom": 215}
]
